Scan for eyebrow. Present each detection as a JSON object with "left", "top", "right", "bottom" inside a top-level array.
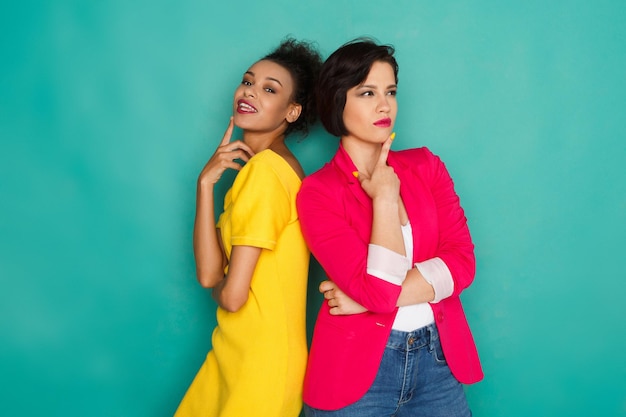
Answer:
[
  {"left": 245, "top": 71, "right": 283, "bottom": 87},
  {"left": 357, "top": 83, "right": 397, "bottom": 89}
]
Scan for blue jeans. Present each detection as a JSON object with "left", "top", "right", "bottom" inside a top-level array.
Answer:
[{"left": 303, "top": 323, "right": 471, "bottom": 417}]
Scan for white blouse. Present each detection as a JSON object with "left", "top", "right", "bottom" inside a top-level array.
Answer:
[{"left": 366, "top": 222, "right": 454, "bottom": 331}]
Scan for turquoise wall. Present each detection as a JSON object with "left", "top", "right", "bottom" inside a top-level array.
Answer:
[{"left": 2, "top": 1, "right": 625, "bottom": 416}]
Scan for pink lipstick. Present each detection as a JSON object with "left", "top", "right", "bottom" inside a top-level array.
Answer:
[{"left": 373, "top": 117, "right": 392, "bottom": 127}]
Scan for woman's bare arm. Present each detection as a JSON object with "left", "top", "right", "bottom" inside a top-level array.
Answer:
[
  {"left": 193, "top": 117, "right": 254, "bottom": 287},
  {"left": 212, "top": 245, "right": 262, "bottom": 312}
]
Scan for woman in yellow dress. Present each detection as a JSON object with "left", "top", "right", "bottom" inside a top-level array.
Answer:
[{"left": 174, "top": 38, "right": 322, "bottom": 417}]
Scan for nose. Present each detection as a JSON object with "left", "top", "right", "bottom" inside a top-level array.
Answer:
[
  {"left": 377, "top": 95, "right": 390, "bottom": 112},
  {"left": 243, "top": 84, "right": 256, "bottom": 98}
]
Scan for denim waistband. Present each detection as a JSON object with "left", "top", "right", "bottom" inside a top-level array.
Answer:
[{"left": 386, "top": 322, "right": 439, "bottom": 351}]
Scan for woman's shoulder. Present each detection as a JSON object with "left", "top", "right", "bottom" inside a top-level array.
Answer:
[
  {"left": 231, "top": 150, "right": 291, "bottom": 198},
  {"left": 245, "top": 149, "right": 280, "bottom": 169},
  {"left": 301, "top": 161, "right": 340, "bottom": 187},
  {"left": 297, "top": 161, "right": 349, "bottom": 208},
  {"left": 239, "top": 149, "right": 300, "bottom": 182},
  {"left": 390, "top": 146, "right": 439, "bottom": 168},
  {"left": 392, "top": 146, "right": 437, "bottom": 162}
]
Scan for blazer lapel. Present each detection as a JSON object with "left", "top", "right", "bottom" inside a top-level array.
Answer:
[{"left": 331, "top": 143, "right": 372, "bottom": 210}]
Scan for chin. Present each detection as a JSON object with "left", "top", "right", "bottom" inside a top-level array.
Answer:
[
  {"left": 376, "top": 133, "right": 391, "bottom": 143},
  {"left": 233, "top": 114, "right": 253, "bottom": 129}
]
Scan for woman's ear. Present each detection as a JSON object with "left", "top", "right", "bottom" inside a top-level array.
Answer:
[{"left": 285, "top": 103, "right": 302, "bottom": 124}]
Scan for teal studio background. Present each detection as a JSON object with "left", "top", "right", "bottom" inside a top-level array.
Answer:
[{"left": 1, "top": 1, "right": 625, "bottom": 416}]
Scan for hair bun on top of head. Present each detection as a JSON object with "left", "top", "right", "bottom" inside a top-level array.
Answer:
[{"left": 262, "top": 37, "right": 324, "bottom": 138}]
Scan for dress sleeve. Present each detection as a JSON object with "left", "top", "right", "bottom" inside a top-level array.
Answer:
[{"left": 228, "top": 158, "right": 290, "bottom": 250}]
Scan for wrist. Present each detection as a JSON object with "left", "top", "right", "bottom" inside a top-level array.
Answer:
[
  {"left": 198, "top": 175, "right": 216, "bottom": 188},
  {"left": 372, "top": 196, "right": 398, "bottom": 209},
  {"left": 197, "top": 175, "right": 219, "bottom": 194}
]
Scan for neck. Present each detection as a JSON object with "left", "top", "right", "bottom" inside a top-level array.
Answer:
[
  {"left": 341, "top": 136, "right": 383, "bottom": 176},
  {"left": 243, "top": 130, "right": 287, "bottom": 154}
]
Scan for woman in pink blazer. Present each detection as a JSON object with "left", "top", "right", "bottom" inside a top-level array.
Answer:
[{"left": 296, "top": 39, "right": 483, "bottom": 416}]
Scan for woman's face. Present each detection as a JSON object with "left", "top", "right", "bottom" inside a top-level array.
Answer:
[
  {"left": 232, "top": 59, "right": 300, "bottom": 135},
  {"left": 342, "top": 61, "right": 397, "bottom": 144}
]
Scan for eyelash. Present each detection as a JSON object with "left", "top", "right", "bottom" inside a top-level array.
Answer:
[
  {"left": 241, "top": 80, "right": 276, "bottom": 94},
  {"left": 360, "top": 90, "right": 397, "bottom": 97}
]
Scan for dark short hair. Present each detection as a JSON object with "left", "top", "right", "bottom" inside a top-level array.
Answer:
[
  {"left": 262, "top": 37, "right": 323, "bottom": 137},
  {"left": 316, "top": 38, "right": 398, "bottom": 137}
]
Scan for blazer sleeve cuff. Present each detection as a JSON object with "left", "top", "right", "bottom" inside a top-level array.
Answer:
[
  {"left": 366, "top": 244, "right": 410, "bottom": 286},
  {"left": 415, "top": 257, "right": 454, "bottom": 303}
]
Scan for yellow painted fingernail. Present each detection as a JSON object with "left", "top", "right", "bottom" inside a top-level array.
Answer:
[
  {"left": 390, "top": 132, "right": 396, "bottom": 141},
  {"left": 352, "top": 171, "right": 359, "bottom": 178}
]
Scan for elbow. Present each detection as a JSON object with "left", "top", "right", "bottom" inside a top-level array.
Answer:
[
  {"left": 196, "top": 268, "right": 222, "bottom": 289},
  {"left": 221, "top": 302, "right": 244, "bottom": 313},
  {"left": 219, "top": 293, "right": 248, "bottom": 313},
  {"left": 197, "top": 277, "right": 214, "bottom": 289},
  {"left": 439, "top": 251, "right": 475, "bottom": 294}
]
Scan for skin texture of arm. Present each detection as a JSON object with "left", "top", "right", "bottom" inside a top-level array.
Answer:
[
  {"left": 211, "top": 245, "right": 261, "bottom": 312},
  {"left": 193, "top": 118, "right": 255, "bottom": 301},
  {"left": 193, "top": 180, "right": 227, "bottom": 288}
]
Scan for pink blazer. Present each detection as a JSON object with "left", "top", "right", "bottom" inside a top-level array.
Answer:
[{"left": 296, "top": 144, "right": 483, "bottom": 410}]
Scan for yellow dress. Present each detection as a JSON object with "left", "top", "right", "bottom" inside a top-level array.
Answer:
[{"left": 175, "top": 150, "right": 310, "bottom": 417}]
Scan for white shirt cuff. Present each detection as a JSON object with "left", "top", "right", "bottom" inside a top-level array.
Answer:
[
  {"left": 366, "top": 244, "right": 410, "bottom": 286},
  {"left": 415, "top": 257, "right": 454, "bottom": 303}
]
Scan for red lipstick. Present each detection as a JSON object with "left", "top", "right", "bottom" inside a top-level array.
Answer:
[{"left": 237, "top": 99, "right": 257, "bottom": 114}]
